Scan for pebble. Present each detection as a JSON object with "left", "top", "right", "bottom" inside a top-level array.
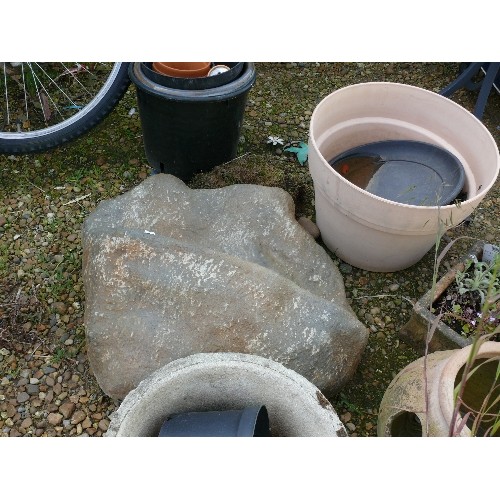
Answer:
[
  {"left": 6, "top": 405, "right": 16, "bottom": 418},
  {"left": 26, "top": 384, "right": 39, "bottom": 395},
  {"left": 59, "top": 401, "right": 76, "bottom": 419},
  {"left": 297, "top": 217, "right": 320, "bottom": 239},
  {"left": 341, "top": 412, "right": 352, "bottom": 423},
  {"left": 17, "top": 392, "right": 30, "bottom": 403},
  {"left": 346, "top": 422, "right": 356, "bottom": 432},
  {"left": 340, "top": 263, "right": 353, "bottom": 274},
  {"left": 98, "top": 419, "right": 109, "bottom": 432},
  {"left": 21, "top": 417, "right": 32, "bottom": 429},
  {"left": 71, "top": 410, "right": 86, "bottom": 425},
  {"left": 17, "top": 377, "right": 28, "bottom": 387},
  {"left": 52, "top": 302, "right": 67, "bottom": 314},
  {"left": 47, "top": 413, "right": 63, "bottom": 426}
]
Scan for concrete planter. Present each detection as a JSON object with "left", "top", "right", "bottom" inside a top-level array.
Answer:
[
  {"left": 398, "top": 240, "right": 485, "bottom": 354},
  {"left": 105, "top": 353, "right": 348, "bottom": 437}
]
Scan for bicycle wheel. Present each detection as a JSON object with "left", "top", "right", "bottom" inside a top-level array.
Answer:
[{"left": 0, "top": 62, "right": 130, "bottom": 154}]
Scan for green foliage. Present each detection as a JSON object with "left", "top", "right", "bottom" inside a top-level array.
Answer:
[
  {"left": 338, "top": 392, "right": 362, "bottom": 415},
  {"left": 426, "top": 237, "right": 500, "bottom": 436},
  {"left": 51, "top": 348, "right": 69, "bottom": 363},
  {"left": 455, "top": 254, "right": 500, "bottom": 305},
  {"left": 0, "top": 242, "right": 8, "bottom": 271}
]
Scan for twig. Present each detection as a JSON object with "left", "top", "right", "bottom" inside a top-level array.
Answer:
[
  {"left": 27, "top": 342, "right": 42, "bottom": 360},
  {"left": 217, "top": 152, "right": 251, "bottom": 168},
  {"left": 353, "top": 293, "right": 415, "bottom": 307},
  {"left": 26, "top": 180, "right": 45, "bottom": 193},
  {"left": 62, "top": 193, "right": 91, "bottom": 206}
]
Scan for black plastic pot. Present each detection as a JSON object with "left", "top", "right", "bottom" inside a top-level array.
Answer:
[
  {"left": 141, "top": 62, "right": 244, "bottom": 90},
  {"left": 129, "top": 62, "right": 256, "bottom": 181},
  {"left": 158, "top": 405, "right": 270, "bottom": 437}
]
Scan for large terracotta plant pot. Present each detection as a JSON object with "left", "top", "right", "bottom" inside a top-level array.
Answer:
[
  {"left": 308, "top": 82, "right": 499, "bottom": 272},
  {"left": 377, "top": 341, "right": 500, "bottom": 436}
]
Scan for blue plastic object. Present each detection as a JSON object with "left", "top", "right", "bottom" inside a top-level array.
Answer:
[
  {"left": 440, "top": 62, "right": 500, "bottom": 120},
  {"left": 158, "top": 405, "right": 270, "bottom": 437}
]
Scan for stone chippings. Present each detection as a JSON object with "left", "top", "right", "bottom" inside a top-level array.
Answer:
[
  {"left": 82, "top": 174, "right": 369, "bottom": 400},
  {"left": 0, "top": 350, "right": 112, "bottom": 437},
  {"left": 2, "top": 64, "right": 490, "bottom": 437}
]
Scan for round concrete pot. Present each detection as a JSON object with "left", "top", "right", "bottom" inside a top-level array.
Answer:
[
  {"left": 308, "top": 82, "right": 499, "bottom": 272},
  {"left": 377, "top": 341, "right": 500, "bottom": 436},
  {"left": 105, "top": 352, "right": 347, "bottom": 437}
]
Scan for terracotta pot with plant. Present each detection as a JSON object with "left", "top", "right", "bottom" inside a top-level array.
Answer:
[
  {"left": 378, "top": 240, "right": 499, "bottom": 437},
  {"left": 399, "top": 240, "right": 499, "bottom": 353}
]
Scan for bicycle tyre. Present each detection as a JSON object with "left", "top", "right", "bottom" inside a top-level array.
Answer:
[{"left": 0, "top": 62, "right": 131, "bottom": 154}]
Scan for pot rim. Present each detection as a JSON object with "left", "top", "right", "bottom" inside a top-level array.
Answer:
[
  {"left": 438, "top": 340, "right": 500, "bottom": 435},
  {"left": 129, "top": 62, "right": 256, "bottom": 102},
  {"left": 309, "top": 81, "right": 500, "bottom": 210}
]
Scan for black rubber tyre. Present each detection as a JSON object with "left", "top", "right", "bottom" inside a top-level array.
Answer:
[{"left": 0, "top": 62, "right": 130, "bottom": 154}]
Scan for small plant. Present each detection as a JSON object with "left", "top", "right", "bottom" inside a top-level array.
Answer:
[
  {"left": 51, "top": 347, "right": 69, "bottom": 363},
  {"left": 432, "top": 245, "right": 500, "bottom": 340},
  {"left": 455, "top": 253, "right": 500, "bottom": 305},
  {"left": 337, "top": 392, "right": 362, "bottom": 415},
  {"left": 420, "top": 235, "right": 500, "bottom": 436}
]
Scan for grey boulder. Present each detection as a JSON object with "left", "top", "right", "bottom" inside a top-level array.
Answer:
[{"left": 82, "top": 174, "right": 368, "bottom": 400}]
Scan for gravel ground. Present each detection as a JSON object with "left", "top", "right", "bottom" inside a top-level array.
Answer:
[{"left": 1, "top": 62, "right": 499, "bottom": 437}]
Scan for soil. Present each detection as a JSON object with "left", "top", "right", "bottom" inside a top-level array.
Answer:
[{"left": 434, "top": 281, "right": 500, "bottom": 342}]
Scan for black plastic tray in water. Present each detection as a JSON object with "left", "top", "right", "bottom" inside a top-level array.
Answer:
[
  {"left": 141, "top": 62, "right": 244, "bottom": 90},
  {"left": 329, "top": 140, "right": 466, "bottom": 206}
]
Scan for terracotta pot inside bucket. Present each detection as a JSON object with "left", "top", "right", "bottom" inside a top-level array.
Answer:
[{"left": 152, "top": 62, "right": 211, "bottom": 78}]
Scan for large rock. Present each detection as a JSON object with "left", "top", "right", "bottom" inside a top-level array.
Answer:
[{"left": 82, "top": 174, "right": 368, "bottom": 400}]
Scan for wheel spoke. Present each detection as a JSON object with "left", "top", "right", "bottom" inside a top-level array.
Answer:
[
  {"left": 26, "top": 63, "right": 53, "bottom": 123},
  {"left": 0, "top": 62, "right": 129, "bottom": 154},
  {"left": 2, "top": 63, "right": 10, "bottom": 125},
  {"left": 31, "top": 62, "right": 80, "bottom": 112},
  {"left": 20, "top": 63, "right": 29, "bottom": 122}
]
